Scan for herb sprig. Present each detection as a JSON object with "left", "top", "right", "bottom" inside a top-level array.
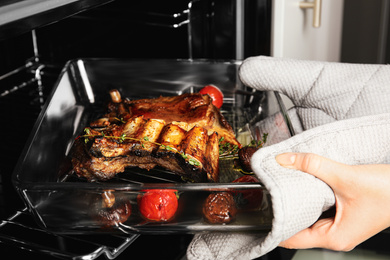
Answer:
[
  {"left": 248, "top": 133, "right": 268, "bottom": 148},
  {"left": 219, "top": 133, "right": 268, "bottom": 158},
  {"left": 218, "top": 137, "right": 239, "bottom": 157}
]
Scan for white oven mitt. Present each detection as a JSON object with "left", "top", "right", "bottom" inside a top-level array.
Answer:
[{"left": 187, "top": 56, "right": 390, "bottom": 259}]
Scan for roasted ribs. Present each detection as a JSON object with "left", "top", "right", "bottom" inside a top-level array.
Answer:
[{"left": 70, "top": 90, "right": 241, "bottom": 183}]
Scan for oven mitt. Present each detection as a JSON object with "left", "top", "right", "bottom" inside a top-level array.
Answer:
[{"left": 187, "top": 56, "right": 390, "bottom": 260}]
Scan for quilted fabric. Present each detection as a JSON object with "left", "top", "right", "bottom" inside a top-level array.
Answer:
[
  {"left": 248, "top": 113, "right": 390, "bottom": 259},
  {"left": 239, "top": 56, "right": 390, "bottom": 128},
  {"left": 187, "top": 56, "right": 390, "bottom": 260}
]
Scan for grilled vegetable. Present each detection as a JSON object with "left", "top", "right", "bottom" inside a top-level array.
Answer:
[
  {"left": 138, "top": 189, "right": 178, "bottom": 222},
  {"left": 199, "top": 85, "right": 224, "bottom": 109}
]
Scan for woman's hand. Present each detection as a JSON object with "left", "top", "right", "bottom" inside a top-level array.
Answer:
[{"left": 276, "top": 152, "right": 390, "bottom": 251}]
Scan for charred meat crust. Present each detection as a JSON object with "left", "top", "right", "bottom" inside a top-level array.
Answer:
[{"left": 71, "top": 124, "right": 215, "bottom": 183}]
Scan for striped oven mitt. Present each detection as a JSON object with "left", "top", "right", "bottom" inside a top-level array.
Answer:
[{"left": 187, "top": 56, "right": 390, "bottom": 259}]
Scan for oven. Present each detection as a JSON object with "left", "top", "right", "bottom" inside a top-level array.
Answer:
[
  {"left": 0, "top": 0, "right": 276, "bottom": 259},
  {"left": 4, "top": 1, "right": 390, "bottom": 260}
]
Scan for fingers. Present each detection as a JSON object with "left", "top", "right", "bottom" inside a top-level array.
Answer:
[
  {"left": 275, "top": 153, "right": 352, "bottom": 190},
  {"left": 276, "top": 154, "right": 390, "bottom": 252},
  {"left": 278, "top": 218, "right": 335, "bottom": 250}
]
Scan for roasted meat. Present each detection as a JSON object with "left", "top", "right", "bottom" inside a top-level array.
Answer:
[{"left": 70, "top": 90, "right": 241, "bottom": 183}]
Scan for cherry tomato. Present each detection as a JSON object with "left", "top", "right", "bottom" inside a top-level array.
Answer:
[
  {"left": 199, "top": 85, "right": 224, "bottom": 109},
  {"left": 232, "top": 175, "right": 263, "bottom": 211},
  {"left": 138, "top": 189, "right": 178, "bottom": 222}
]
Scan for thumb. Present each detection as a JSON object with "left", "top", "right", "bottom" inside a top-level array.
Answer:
[{"left": 275, "top": 152, "right": 351, "bottom": 190}]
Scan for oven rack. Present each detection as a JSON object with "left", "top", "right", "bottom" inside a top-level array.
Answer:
[
  {"left": 0, "top": 90, "right": 140, "bottom": 260},
  {"left": 0, "top": 0, "right": 115, "bottom": 42},
  {"left": 0, "top": 207, "right": 139, "bottom": 259},
  {"left": 0, "top": 33, "right": 144, "bottom": 259},
  {"left": 0, "top": 1, "right": 200, "bottom": 258}
]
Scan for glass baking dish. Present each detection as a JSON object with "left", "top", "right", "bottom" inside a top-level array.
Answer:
[{"left": 12, "top": 59, "right": 293, "bottom": 234}]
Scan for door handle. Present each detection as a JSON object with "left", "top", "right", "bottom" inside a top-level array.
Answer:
[{"left": 299, "top": 0, "right": 322, "bottom": 28}]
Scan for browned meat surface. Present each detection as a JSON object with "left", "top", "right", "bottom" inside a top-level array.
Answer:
[
  {"left": 123, "top": 93, "right": 240, "bottom": 147},
  {"left": 70, "top": 90, "right": 241, "bottom": 183}
]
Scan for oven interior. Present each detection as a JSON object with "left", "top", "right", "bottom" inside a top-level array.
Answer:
[{"left": 0, "top": 0, "right": 276, "bottom": 259}]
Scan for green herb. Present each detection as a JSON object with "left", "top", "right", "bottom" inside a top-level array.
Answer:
[
  {"left": 119, "top": 133, "right": 127, "bottom": 143},
  {"left": 159, "top": 144, "right": 174, "bottom": 151},
  {"left": 218, "top": 137, "right": 239, "bottom": 157},
  {"left": 83, "top": 128, "right": 92, "bottom": 143},
  {"left": 188, "top": 158, "right": 200, "bottom": 166},
  {"left": 219, "top": 133, "right": 268, "bottom": 158},
  {"left": 114, "top": 117, "right": 125, "bottom": 123},
  {"left": 247, "top": 133, "right": 268, "bottom": 148}
]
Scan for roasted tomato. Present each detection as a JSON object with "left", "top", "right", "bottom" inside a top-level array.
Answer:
[
  {"left": 138, "top": 189, "right": 178, "bottom": 222},
  {"left": 94, "top": 200, "right": 132, "bottom": 227},
  {"left": 232, "top": 175, "right": 263, "bottom": 211},
  {"left": 237, "top": 146, "right": 258, "bottom": 172},
  {"left": 199, "top": 85, "right": 224, "bottom": 109},
  {"left": 202, "top": 192, "right": 237, "bottom": 224},
  {"left": 90, "top": 191, "right": 132, "bottom": 227}
]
